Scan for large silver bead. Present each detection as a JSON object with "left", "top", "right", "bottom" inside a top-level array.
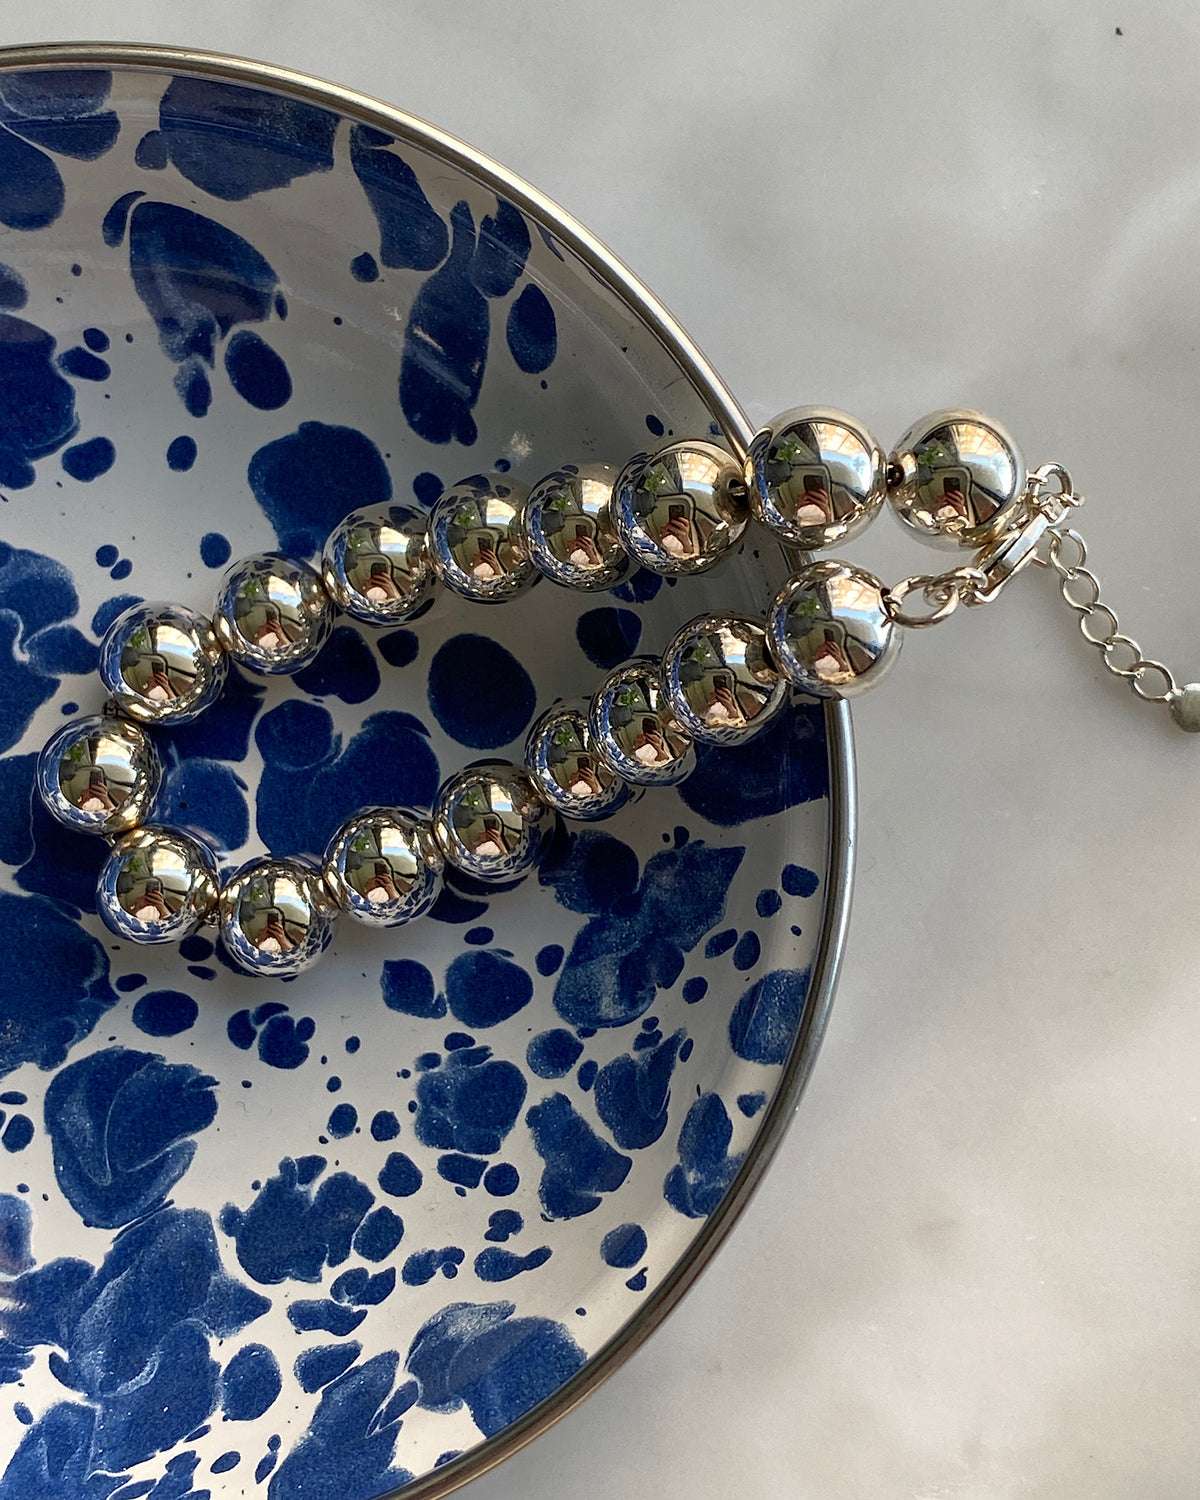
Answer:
[
  {"left": 428, "top": 475, "right": 538, "bottom": 603},
  {"left": 746, "top": 407, "right": 886, "bottom": 551},
  {"left": 97, "top": 825, "right": 218, "bottom": 945},
  {"left": 888, "top": 409, "right": 1027, "bottom": 550},
  {"left": 766, "top": 560, "right": 901, "bottom": 699},
  {"left": 213, "top": 553, "right": 333, "bottom": 674},
  {"left": 524, "top": 700, "right": 637, "bottom": 820},
  {"left": 612, "top": 441, "right": 749, "bottom": 576},
  {"left": 589, "top": 659, "right": 696, "bottom": 786},
  {"left": 323, "top": 807, "right": 443, "bottom": 927},
  {"left": 432, "top": 762, "right": 555, "bottom": 883},
  {"left": 321, "top": 504, "right": 436, "bottom": 625},
  {"left": 661, "top": 613, "right": 789, "bottom": 745},
  {"left": 37, "top": 715, "right": 160, "bottom": 836},
  {"left": 523, "top": 464, "right": 630, "bottom": 590},
  {"left": 218, "top": 857, "right": 337, "bottom": 978},
  {"left": 98, "top": 601, "right": 227, "bottom": 725}
]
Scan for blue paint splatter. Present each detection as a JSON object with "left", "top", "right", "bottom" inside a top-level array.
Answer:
[
  {"left": 443, "top": 951, "right": 534, "bottom": 1030},
  {"left": 101, "top": 187, "right": 143, "bottom": 246},
  {"left": 506, "top": 283, "right": 557, "bottom": 373},
  {"left": 626, "top": 1268, "right": 648, "bottom": 1292},
  {"left": 575, "top": 606, "right": 642, "bottom": 669},
  {"left": 221, "top": 1343, "right": 281, "bottom": 1421},
  {"left": 464, "top": 925, "right": 493, "bottom": 946},
  {"left": 0, "top": 264, "right": 27, "bottom": 310},
  {"left": 756, "top": 888, "right": 783, "bottom": 918},
  {"left": 223, "top": 328, "right": 291, "bottom": 409},
  {"left": 166, "top": 433, "right": 197, "bottom": 471},
  {"left": 0, "top": 1194, "right": 33, "bottom": 1275},
  {"left": 198, "top": 531, "right": 230, "bottom": 569},
  {"left": 157, "top": 76, "right": 337, "bottom": 200},
  {"left": 594, "top": 1030, "right": 685, "bottom": 1149},
  {"left": 485, "top": 1210, "right": 523, "bottom": 1243},
  {"left": 327, "top": 1103, "right": 357, "bottom": 1139},
  {"left": 135, "top": 127, "right": 167, "bottom": 168},
  {"left": 83, "top": 326, "right": 109, "bottom": 353},
  {"left": 248, "top": 419, "right": 391, "bottom": 556},
  {"left": 483, "top": 1163, "right": 519, "bottom": 1197},
  {"left": 679, "top": 700, "right": 829, "bottom": 826},
  {"left": 728, "top": 968, "right": 811, "bottom": 1065},
  {"left": 600, "top": 1222, "right": 647, "bottom": 1269},
  {"left": 733, "top": 929, "right": 761, "bottom": 971},
  {"left": 350, "top": 126, "right": 449, "bottom": 271},
  {"left": 287, "top": 1300, "right": 366, "bottom": 1337},
  {"left": 0, "top": 69, "right": 119, "bottom": 230},
  {"left": 0, "top": 314, "right": 79, "bottom": 488},
  {"left": 705, "top": 929, "right": 736, "bottom": 959},
  {"left": 0, "top": 1116, "right": 32, "bottom": 1153},
  {"left": 95, "top": 543, "right": 118, "bottom": 567},
  {"left": 438, "top": 1153, "right": 487, "bottom": 1189},
  {"left": 527, "top": 1028, "right": 583, "bottom": 1080},
  {"left": 330, "top": 1266, "right": 395, "bottom": 1305},
  {"left": 350, "top": 251, "right": 379, "bottom": 282},
  {"left": 370, "top": 1110, "right": 400, "bottom": 1142},
  {"left": 109, "top": 558, "right": 132, "bottom": 581},
  {"left": 782, "top": 862, "right": 820, "bottom": 897},
  {"left": 155, "top": 754, "right": 249, "bottom": 855},
  {"left": 577, "top": 1059, "right": 597, "bottom": 1092},
  {"left": 378, "top": 628, "right": 418, "bottom": 668},
  {"left": 475, "top": 1245, "right": 551, "bottom": 1282},
  {"left": 414, "top": 1044, "right": 526, "bottom": 1154},
  {"left": 352, "top": 1205, "right": 404, "bottom": 1262},
  {"left": 444, "top": 1031, "right": 475, "bottom": 1051},
  {"left": 427, "top": 633, "right": 536, "bottom": 749},
  {"left": 378, "top": 1151, "right": 423, "bottom": 1198},
  {"left": 526, "top": 1093, "right": 631, "bottom": 1220},
  {"left": 131, "top": 989, "right": 198, "bottom": 1037},
  {"left": 211, "top": 1451, "right": 240, "bottom": 1473},
  {"left": 402, "top": 1247, "right": 465, "bottom": 1286},
  {"left": 292, "top": 625, "right": 380, "bottom": 704},
  {"left": 405, "top": 1300, "right": 585, "bottom": 1438},
  {"left": 296, "top": 1342, "right": 360, "bottom": 1394},
  {"left": 737, "top": 1091, "right": 768, "bottom": 1118},
  {"left": 58, "top": 346, "right": 109, "bottom": 380},
  {"left": 664, "top": 1094, "right": 744, "bottom": 1219},
  {"left": 220, "top": 1157, "right": 374, "bottom": 1284},
  {"left": 536, "top": 943, "right": 564, "bottom": 977},
  {"left": 472, "top": 199, "right": 532, "bottom": 297},
  {"left": 381, "top": 957, "right": 444, "bottom": 1018},
  {"left": 611, "top": 568, "right": 663, "bottom": 604}
]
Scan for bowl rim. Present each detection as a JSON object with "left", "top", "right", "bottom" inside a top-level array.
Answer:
[{"left": 0, "top": 39, "right": 856, "bottom": 1500}]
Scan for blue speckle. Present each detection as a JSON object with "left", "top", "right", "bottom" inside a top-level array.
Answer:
[
  {"left": 705, "top": 929, "right": 737, "bottom": 958},
  {"left": 155, "top": 755, "right": 249, "bottom": 857},
  {"left": 131, "top": 989, "right": 198, "bottom": 1037},
  {"left": 505, "top": 283, "right": 557, "bottom": 373},
  {"left": 679, "top": 1037, "right": 694, "bottom": 1062},
  {"left": 287, "top": 1300, "right": 366, "bottom": 1337},
  {"left": 292, "top": 625, "right": 380, "bottom": 704},
  {"left": 327, "top": 1103, "right": 357, "bottom": 1138},
  {"left": 135, "top": 127, "right": 168, "bottom": 168},
  {"left": 109, "top": 558, "right": 132, "bottom": 581},
  {"left": 199, "top": 530, "right": 230, "bottom": 568},
  {"left": 330, "top": 1265, "right": 395, "bottom": 1305},
  {"left": 0, "top": 264, "right": 27, "bottom": 311},
  {"left": 179, "top": 935, "right": 213, "bottom": 962},
  {"left": 664, "top": 1093, "right": 744, "bottom": 1219},
  {"left": 682, "top": 976, "right": 708, "bottom": 1004},
  {"left": 484, "top": 1209, "right": 523, "bottom": 1243},
  {"left": 646, "top": 414, "right": 665, "bottom": 436},
  {"left": 437, "top": 1153, "right": 487, "bottom": 1189},
  {"left": 82, "top": 326, "right": 109, "bottom": 353},
  {"left": 0, "top": 1115, "right": 32, "bottom": 1152},
  {"left": 353, "top": 1205, "right": 405, "bottom": 1262},
  {"left": 91, "top": 592, "right": 142, "bottom": 635},
  {"left": 610, "top": 568, "right": 663, "bottom": 604},
  {"left": 465, "top": 925, "right": 493, "bottom": 946},
  {"left": 575, "top": 607, "right": 642, "bottom": 670},
  {"left": 600, "top": 1222, "right": 647, "bottom": 1269},
  {"left": 61, "top": 435, "right": 115, "bottom": 481},
  {"left": 102, "top": 187, "right": 144, "bottom": 245},
  {"left": 57, "top": 345, "right": 109, "bottom": 380},
  {"left": 728, "top": 968, "right": 811, "bottom": 1065},
  {"left": 536, "top": 943, "right": 564, "bottom": 977},
  {"left": 415, "top": 1045, "right": 526, "bottom": 1154},
  {"left": 11, "top": 1401, "right": 31, "bottom": 1424},
  {"left": 626, "top": 1268, "right": 648, "bottom": 1292},
  {"left": 526, "top": 1093, "right": 631, "bottom": 1220},
  {"left": 95, "top": 543, "right": 118, "bottom": 567},
  {"left": 351, "top": 127, "right": 448, "bottom": 271},
  {"left": 0, "top": 70, "right": 119, "bottom": 233},
  {"left": 350, "top": 250, "right": 379, "bottom": 282},
  {"left": 345, "top": 1035, "right": 360, "bottom": 1054},
  {"left": 220, "top": 1157, "right": 374, "bottom": 1284},
  {"left": 473, "top": 199, "right": 532, "bottom": 297},
  {"left": 378, "top": 629, "right": 418, "bottom": 668},
  {"left": 0, "top": 1092, "right": 26, "bottom": 1105},
  {"left": 474, "top": 1245, "right": 551, "bottom": 1282},
  {"left": 415, "top": 1052, "right": 441, "bottom": 1073},
  {"left": 295, "top": 1155, "right": 326, "bottom": 1186},
  {"left": 44, "top": 1046, "right": 216, "bottom": 1227},
  {"left": 577, "top": 1059, "right": 598, "bottom": 1092},
  {"left": 413, "top": 471, "right": 442, "bottom": 508},
  {"left": 211, "top": 1450, "right": 240, "bottom": 1474},
  {"left": 593, "top": 1030, "right": 685, "bottom": 1148},
  {"left": 733, "top": 930, "right": 761, "bottom": 971},
  {"left": 527, "top": 1028, "right": 583, "bottom": 1080},
  {"left": 782, "top": 862, "right": 820, "bottom": 898},
  {"left": 443, "top": 950, "right": 534, "bottom": 1029},
  {"left": 427, "top": 633, "right": 536, "bottom": 749},
  {"left": 401, "top": 1246, "right": 465, "bottom": 1286},
  {"left": 167, "top": 433, "right": 197, "bottom": 471},
  {"left": 756, "top": 888, "right": 783, "bottom": 918},
  {"left": 378, "top": 1151, "right": 422, "bottom": 1198},
  {"left": 680, "top": 701, "right": 829, "bottom": 827},
  {"left": 224, "top": 328, "right": 291, "bottom": 410},
  {"left": 326, "top": 1076, "right": 342, "bottom": 1094},
  {"left": 483, "top": 1163, "right": 519, "bottom": 1197},
  {"left": 737, "top": 1091, "right": 768, "bottom": 1118},
  {"left": 444, "top": 1031, "right": 475, "bottom": 1051},
  {"left": 370, "top": 1110, "right": 400, "bottom": 1142},
  {"left": 295, "top": 1342, "right": 360, "bottom": 1394}
]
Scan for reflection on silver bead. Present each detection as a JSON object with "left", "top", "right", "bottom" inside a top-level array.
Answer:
[
  {"left": 524, "top": 700, "right": 636, "bottom": 820},
  {"left": 99, "top": 601, "right": 227, "bottom": 725},
  {"left": 661, "top": 614, "right": 789, "bottom": 745},
  {"left": 433, "top": 762, "right": 555, "bottom": 883},
  {"left": 322, "top": 505, "right": 436, "bottom": 625},
  {"left": 37, "top": 715, "right": 160, "bottom": 835},
  {"left": 218, "top": 857, "right": 336, "bottom": 978},
  {"left": 428, "top": 475, "right": 538, "bottom": 603},
  {"left": 589, "top": 659, "right": 696, "bottom": 786},
  {"left": 97, "top": 825, "right": 218, "bottom": 944},
  {"left": 746, "top": 407, "right": 886, "bottom": 551},
  {"left": 766, "top": 561, "right": 901, "bottom": 699},
  {"left": 213, "top": 553, "right": 333, "bottom": 673},
  {"left": 524, "top": 464, "right": 630, "bottom": 590},
  {"left": 888, "top": 409, "right": 1026, "bottom": 550},
  {"left": 612, "top": 441, "right": 749, "bottom": 576},
  {"left": 323, "top": 807, "right": 443, "bottom": 927}
]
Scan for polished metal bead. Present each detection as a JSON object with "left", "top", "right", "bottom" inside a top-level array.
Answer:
[
  {"left": 612, "top": 441, "right": 749, "bottom": 576},
  {"left": 218, "top": 857, "right": 337, "bottom": 978},
  {"left": 97, "top": 825, "right": 219, "bottom": 944},
  {"left": 323, "top": 807, "right": 444, "bottom": 927},
  {"left": 524, "top": 700, "right": 637, "bottom": 820},
  {"left": 428, "top": 475, "right": 538, "bottom": 603},
  {"left": 37, "top": 715, "right": 161, "bottom": 836},
  {"left": 888, "top": 409, "right": 1027, "bottom": 550},
  {"left": 432, "top": 762, "right": 555, "bottom": 883},
  {"left": 321, "top": 504, "right": 437, "bottom": 625},
  {"left": 523, "top": 464, "right": 630, "bottom": 590},
  {"left": 766, "top": 560, "right": 902, "bottom": 699},
  {"left": 213, "top": 553, "right": 333, "bottom": 674},
  {"left": 746, "top": 407, "right": 887, "bottom": 551},
  {"left": 98, "top": 601, "right": 227, "bottom": 725},
  {"left": 660, "top": 613, "right": 789, "bottom": 745},
  {"left": 589, "top": 659, "right": 696, "bottom": 786}
]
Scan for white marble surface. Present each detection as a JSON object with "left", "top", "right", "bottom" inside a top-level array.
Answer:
[{"left": 9, "top": 3, "right": 1200, "bottom": 1496}]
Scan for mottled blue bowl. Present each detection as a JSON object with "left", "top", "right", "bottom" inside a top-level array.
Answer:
[{"left": 0, "top": 43, "right": 851, "bottom": 1500}]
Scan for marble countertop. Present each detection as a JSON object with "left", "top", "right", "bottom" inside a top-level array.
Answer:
[{"left": 9, "top": 3, "right": 1200, "bottom": 1496}]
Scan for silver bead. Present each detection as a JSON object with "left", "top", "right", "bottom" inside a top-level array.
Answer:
[
  {"left": 523, "top": 464, "right": 630, "bottom": 590},
  {"left": 37, "top": 715, "right": 161, "bottom": 836},
  {"left": 218, "top": 857, "right": 336, "bottom": 978},
  {"left": 766, "top": 561, "right": 902, "bottom": 699},
  {"left": 660, "top": 613, "right": 789, "bottom": 745},
  {"left": 888, "top": 409, "right": 1027, "bottom": 550},
  {"left": 98, "top": 601, "right": 227, "bottom": 725},
  {"left": 323, "top": 807, "right": 443, "bottom": 927},
  {"left": 321, "top": 504, "right": 437, "bottom": 625},
  {"left": 428, "top": 475, "right": 539, "bottom": 603},
  {"left": 432, "top": 762, "right": 555, "bottom": 883},
  {"left": 589, "top": 659, "right": 696, "bottom": 786},
  {"left": 524, "top": 700, "right": 637, "bottom": 820},
  {"left": 746, "top": 407, "right": 886, "bottom": 550},
  {"left": 612, "top": 441, "right": 749, "bottom": 576},
  {"left": 97, "top": 825, "right": 219, "bottom": 944},
  {"left": 213, "top": 553, "right": 333, "bottom": 674}
]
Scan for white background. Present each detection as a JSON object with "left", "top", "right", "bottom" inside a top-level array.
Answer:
[{"left": 6, "top": 4, "right": 1200, "bottom": 1497}]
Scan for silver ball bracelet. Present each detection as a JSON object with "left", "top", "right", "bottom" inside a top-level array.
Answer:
[{"left": 37, "top": 405, "right": 1188, "bottom": 979}]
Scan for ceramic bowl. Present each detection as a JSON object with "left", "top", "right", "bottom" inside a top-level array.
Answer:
[{"left": 0, "top": 43, "right": 851, "bottom": 1500}]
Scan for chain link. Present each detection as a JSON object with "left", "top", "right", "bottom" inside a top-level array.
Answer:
[{"left": 881, "top": 566, "right": 986, "bottom": 628}]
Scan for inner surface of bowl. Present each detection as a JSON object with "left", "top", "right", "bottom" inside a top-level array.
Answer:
[{"left": 0, "top": 54, "right": 840, "bottom": 1500}]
